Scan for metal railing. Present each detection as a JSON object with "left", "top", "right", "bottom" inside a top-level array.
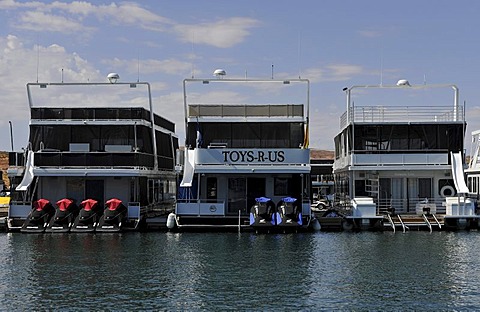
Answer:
[{"left": 340, "top": 105, "right": 464, "bottom": 129}]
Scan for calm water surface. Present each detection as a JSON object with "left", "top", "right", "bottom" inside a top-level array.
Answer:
[{"left": 0, "top": 231, "right": 479, "bottom": 311}]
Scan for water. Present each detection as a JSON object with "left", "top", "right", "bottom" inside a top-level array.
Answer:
[{"left": 0, "top": 231, "right": 479, "bottom": 311}]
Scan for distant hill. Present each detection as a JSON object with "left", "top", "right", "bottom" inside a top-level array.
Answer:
[
  {"left": 310, "top": 149, "right": 334, "bottom": 160},
  {"left": 0, "top": 152, "right": 8, "bottom": 188}
]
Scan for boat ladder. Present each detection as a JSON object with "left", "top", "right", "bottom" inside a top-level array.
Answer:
[
  {"left": 432, "top": 214, "right": 442, "bottom": 230},
  {"left": 386, "top": 214, "right": 395, "bottom": 233},
  {"left": 422, "top": 214, "right": 432, "bottom": 233},
  {"left": 397, "top": 215, "right": 409, "bottom": 233}
]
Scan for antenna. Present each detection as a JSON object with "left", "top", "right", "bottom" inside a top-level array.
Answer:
[
  {"left": 36, "top": 39, "right": 39, "bottom": 83},
  {"left": 191, "top": 31, "right": 195, "bottom": 79},
  {"left": 137, "top": 52, "right": 140, "bottom": 82},
  {"left": 297, "top": 31, "right": 302, "bottom": 79},
  {"left": 380, "top": 48, "right": 383, "bottom": 86}
]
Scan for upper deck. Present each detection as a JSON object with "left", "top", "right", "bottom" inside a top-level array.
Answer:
[
  {"left": 11, "top": 81, "right": 178, "bottom": 172},
  {"left": 339, "top": 83, "right": 464, "bottom": 130},
  {"left": 183, "top": 78, "right": 310, "bottom": 149}
]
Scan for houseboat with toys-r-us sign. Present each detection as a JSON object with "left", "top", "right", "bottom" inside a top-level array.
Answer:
[
  {"left": 7, "top": 75, "right": 178, "bottom": 233},
  {"left": 169, "top": 73, "right": 319, "bottom": 232},
  {"left": 332, "top": 80, "right": 478, "bottom": 231}
]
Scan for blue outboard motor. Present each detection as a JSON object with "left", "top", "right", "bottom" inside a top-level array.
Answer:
[
  {"left": 249, "top": 197, "right": 276, "bottom": 228},
  {"left": 276, "top": 197, "right": 302, "bottom": 227}
]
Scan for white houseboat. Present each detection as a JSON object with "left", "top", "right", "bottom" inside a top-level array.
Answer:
[
  {"left": 333, "top": 80, "right": 476, "bottom": 231},
  {"left": 169, "top": 76, "right": 316, "bottom": 231},
  {"left": 7, "top": 76, "right": 178, "bottom": 232}
]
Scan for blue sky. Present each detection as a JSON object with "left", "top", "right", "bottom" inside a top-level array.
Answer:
[{"left": 0, "top": 0, "right": 479, "bottom": 152}]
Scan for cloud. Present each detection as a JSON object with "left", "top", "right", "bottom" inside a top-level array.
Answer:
[
  {"left": 102, "top": 58, "right": 193, "bottom": 76},
  {"left": 2, "top": 1, "right": 258, "bottom": 48},
  {"left": 302, "top": 64, "right": 365, "bottom": 82},
  {"left": 173, "top": 17, "right": 260, "bottom": 48},
  {"left": 357, "top": 30, "right": 383, "bottom": 38},
  {"left": 14, "top": 11, "right": 93, "bottom": 34},
  {"left": 1, "top": 1, "right": 172, "bottom": 34}
]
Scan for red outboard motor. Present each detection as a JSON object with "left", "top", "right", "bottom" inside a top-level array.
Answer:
[
  {"left": 96, "top": 198, "right": 128, "bottom": 232},
  {"left": 21, "top": 199, "right": 55, "bottom": 233},
  {"left": 71, "top": 198, "right": 103, "bottom": 232},
  {"left": 46, "top": 198, "right": 79, "bottom": 233}
]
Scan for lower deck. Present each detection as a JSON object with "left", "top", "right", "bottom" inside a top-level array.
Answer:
[{"left": 316, "top": 212, "right": 480, "bottom": 232}]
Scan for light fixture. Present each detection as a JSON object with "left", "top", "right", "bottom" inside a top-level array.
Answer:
[{"left": 107, "top": 73, "right": 119, "bottom": 84}]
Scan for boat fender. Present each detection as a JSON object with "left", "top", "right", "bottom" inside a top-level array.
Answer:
[
  {"left": 312, "top": 219, "right": 321, "bottom": 231},
  {"left": 440, "top": 185, "right": 455, "bottom": 197},
  {"left": 166, "top": 213, "right": 176, "bottom": 229},
  {"left": 342, "top": 220, "right": 354, "bottom": 231}
]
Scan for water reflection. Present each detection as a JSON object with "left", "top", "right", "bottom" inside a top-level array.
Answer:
[{"left": 0, "top": 232, "right": 479, "bottom": 310}]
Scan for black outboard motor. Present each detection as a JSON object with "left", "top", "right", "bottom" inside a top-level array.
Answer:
[
  {"left": 276, "top": 197, "right": 302, "bottom": 227},
  {"left": 46, "top": 198, "right": 79, "bottom": 233},
  {"left": 71, "top": 198, "right": 103, "bottom": 233},
  {"left": 96, "top": 198, "right": 128, "bottom": 232},
  {"left": 249, "top": 197, "right": 276, "bottom": 228},
  {"left": 21, "top": 199, "right": 55, "bottom": 233}
]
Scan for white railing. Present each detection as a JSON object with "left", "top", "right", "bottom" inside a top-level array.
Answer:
[{"left": 340, "top": 105, "right": 464, "bottom": 129}]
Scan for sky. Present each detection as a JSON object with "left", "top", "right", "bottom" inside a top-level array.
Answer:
[{"left": 1, "top": 0, "right": 480, "bottom": 153}]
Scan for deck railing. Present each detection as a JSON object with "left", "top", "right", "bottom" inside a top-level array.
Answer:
[
  {"left": 340, "top": 105, "right": 464, "bottom": 129},
  {"left": 9, "top": 151, "right": 174, "bottom": 171}
]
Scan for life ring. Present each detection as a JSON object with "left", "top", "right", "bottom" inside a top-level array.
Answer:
[{"left": 440, "top": 185, "right": 455, "bottom": 197}]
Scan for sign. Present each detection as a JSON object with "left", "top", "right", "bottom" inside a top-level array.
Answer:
[{"left": 195, "top": 148, "right": 309, "bottom": 165}]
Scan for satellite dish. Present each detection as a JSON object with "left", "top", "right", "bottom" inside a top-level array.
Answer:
[
  {"left": 213, "top": 69, "right": 226, "bottom": 77},
  {"left": 107, "top": 73, "right": 120, "bottom": 83},
  {"left": 396, "top": 79, "right": 410, "bottom": 86}
]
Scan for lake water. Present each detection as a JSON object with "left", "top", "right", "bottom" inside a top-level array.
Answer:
[{"left": 0, "top": 231, "right": 479, "bottom": 311}]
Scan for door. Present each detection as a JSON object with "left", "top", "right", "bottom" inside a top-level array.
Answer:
[
  {"left": 247, "top": 178, "right": 266, "bottom": 212},
  {"left": 228, "top": 178, "right": 246, "bottom": 215},
  {"left": 85, "top": 180, "right": 104, "bottom": 206}
]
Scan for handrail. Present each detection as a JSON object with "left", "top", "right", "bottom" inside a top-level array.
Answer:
[
  {"left": 432, "top": 214, "right": 442, "bottom": 229},
  {"left": 422, "top": 214, "right": 432, "bottom": 233},
  {"left": 397, "top": 215, "right": 409, "bottom": 233},
  {"left": 386, "top": 214, "right": 395, "bottom": 233}
]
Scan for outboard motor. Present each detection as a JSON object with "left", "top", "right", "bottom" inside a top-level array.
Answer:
[
  {"left": 21, "top": 198, "right": 55, "bottom": 233},
  {"left": 96, "top": 198, "right": 128, "bottom": 232},
  {"left": 46, "top": 198, "right": 79, "bottom": 233},
  {"left": 71, "top": 199, "right": 103, "bottom": 233},
  {"left": 249, "top": 197, "right": 276, "bottom": 228},
  {"left": 276, "top": 197, "right": 302, "bottom": 227}
]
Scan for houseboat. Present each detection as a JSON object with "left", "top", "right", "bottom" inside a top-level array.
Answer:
[
  {"left": 169, "top": 75, "right": 317, "bottom": 232},
  {"left": 332, "top": 80, "right": 477, "bottom": 231},
  {"left": 7, "top": 76, "right": 178, "bottom": 232}
]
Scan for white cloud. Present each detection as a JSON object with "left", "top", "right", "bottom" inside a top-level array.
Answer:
[
  {"left": 174, "top": 17, "right": 260, "bottom": 48},
  {"left": 2, "top": 1, "right": 257, "bottom": 48},
  {"left": 14, "top": 11, "right": 93, "bottom": 34},
  {"left": 102, "top": 57, "right": 193, "bottom": 76},
  {"left": 302, "top": 64, "right": 365, "bottom": 82},
  {"left": 357, "top": 30, "right": 383, "bottom": 38}
]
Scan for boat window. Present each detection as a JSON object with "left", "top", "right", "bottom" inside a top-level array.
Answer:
[{"left": 206, "top": 177, "right": 217, "bottom": 201}]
